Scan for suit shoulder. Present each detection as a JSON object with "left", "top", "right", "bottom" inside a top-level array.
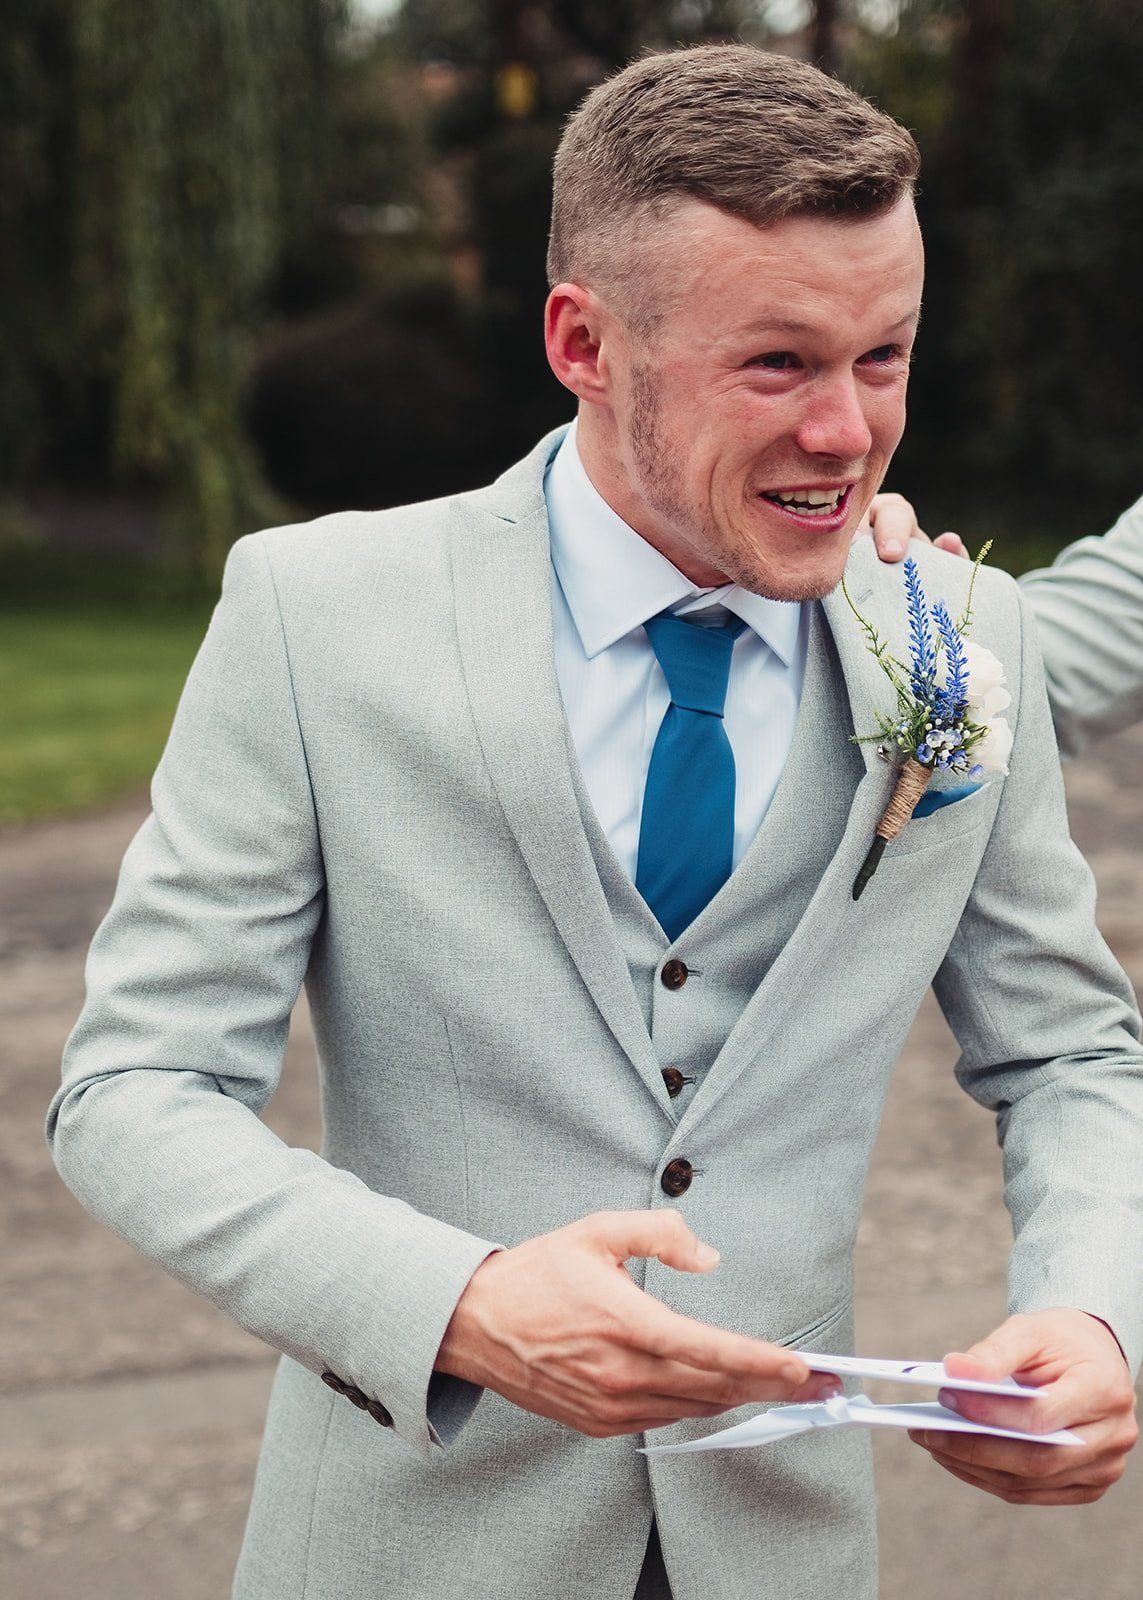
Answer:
[
  {"left": 250, "top": 494, "right": 454, "bottom": 564},
  {"left": 231, "top": 494, "right": 458, "bottom": 611},
  {"left": 856, "top": 538, "right": 1021, "bottom": 631}
]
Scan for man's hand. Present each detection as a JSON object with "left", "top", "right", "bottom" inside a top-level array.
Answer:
[
  {"left": 909, "top": 1309, "right": 1139, "bottom": 1505},
  {"left": 435, "top": 1209, "right": 841, "bottom": 1438},
  {"left": 859, "top": 492, "right": 969, "bottom": 562}
]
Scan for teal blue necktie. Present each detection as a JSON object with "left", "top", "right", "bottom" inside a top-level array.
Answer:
[{"left": 635, "top": 609, "right": 746, "bottom": 941}]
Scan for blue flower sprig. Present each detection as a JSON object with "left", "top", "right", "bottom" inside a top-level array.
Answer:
[
  {"left": 844, "top": 544, "right": 993, "bottom": 781},
  {"left": 843, "top": 542, "right": 996, "bottom": 898},
  {"left": 905, "top": 558, "right": 936, "bottom": 702}
]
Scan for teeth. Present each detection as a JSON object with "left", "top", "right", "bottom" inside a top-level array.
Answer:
[{"left": 763, "top": 487, "right": 847, "bottom": 514}]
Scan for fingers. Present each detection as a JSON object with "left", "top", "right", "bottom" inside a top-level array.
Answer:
[
  {"left": 584, "top": 1208, "right": 720, "bottom": 1276},
  {"left": 933, "top": 530, "right": 969, "bottom": 558},
  {"left": 864, "top": 491, "right": 927, "bottom": 561},
  {"left": 919, "top": 1310, "right": 1141, "bottom": 1504},
  {"left": 910, "top": 1429, "right": 1129, "bottom": 1505},
  {"left": 944, "top": 1313, "right": 1049, "bottom": 1386},
  {"left": 920, "top": 1445, "right": 1114, "bottom": 1506},
  {"left": 937, "top": 1369, "right": 1103, "bottom": 1436},
  {"left": 634, "top": 1298, "right": 813, "bottom": 1392},
  {"left": 611, "top": 1346, "right": 841, "bottom": 1412},
  {"left": 858, "top": 491, "right": 970, "bottom": 562},
  {"left": 575, "top": 1210, "right": 824, "bottom": 1395}
]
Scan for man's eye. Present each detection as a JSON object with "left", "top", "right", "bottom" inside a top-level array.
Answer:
[
  {"left": 750, "top": 351, "right": 800, "bottom": 370},
  {"left": 862, "top": 345, "right": 904, "bottom": 365}
]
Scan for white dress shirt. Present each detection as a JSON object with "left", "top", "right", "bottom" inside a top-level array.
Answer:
[{"left": 544, "top": 420, "right": 808, "bottom": 883}]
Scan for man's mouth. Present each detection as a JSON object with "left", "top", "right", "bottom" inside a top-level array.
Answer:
[{"left": 759, "top": 484, "right": 853, "bottom": 519}]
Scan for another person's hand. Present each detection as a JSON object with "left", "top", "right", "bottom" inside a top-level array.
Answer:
[
  {"left": 859, "top": 491, "right": 969, "bottom": 562},
  {"left": 908, "top": 1309, "right": 1139, "bottom": 1504},
  {"left": 435, "top": 1208, "right": 841, "bottom": 1437}
]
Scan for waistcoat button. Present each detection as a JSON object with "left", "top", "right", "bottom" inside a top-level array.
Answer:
[
  {"left": 660, "top": 959, "right": 688, "bottom": 990},
  {"left": 660, "top": 1157, "right": 694, "bottom": 1197},
  {"left": 662, "top": 1067, "right": 686, "bottom": 1097}
]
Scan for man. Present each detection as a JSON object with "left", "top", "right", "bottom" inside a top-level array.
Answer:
[
  {"left": 867, "top": 495, "right": 1143, "bottom": 756},
  {"left": 47, "top": 45, "right": 1141, "bottom": 1600}
]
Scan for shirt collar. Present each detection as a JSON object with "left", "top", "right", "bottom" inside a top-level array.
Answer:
[{"left": 544, "top": 419, "right": 802, "bottom": 665}]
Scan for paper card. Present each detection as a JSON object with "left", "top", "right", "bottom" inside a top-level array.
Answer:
[
  {"left": 639, "top": 1394, "right": 1082, "bottom": 1457},
  {"left": 797, "top": 1349, "right": 1042, "bottom": 1397}
]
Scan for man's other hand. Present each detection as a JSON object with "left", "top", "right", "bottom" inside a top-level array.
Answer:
[
  {"left": 859, "top": 492, "right": 969, "bottom": 562},
  {"left": 908, "top": 1309, "right": 1139, "bottom": 1505},
  {"left": 434, "top": 1209, "right": 842, "bottom": 1437}
]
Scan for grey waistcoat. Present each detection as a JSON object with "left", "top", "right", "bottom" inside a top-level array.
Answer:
[{"left": 574, "top": 606, "right": 865, "bottom": 1089}]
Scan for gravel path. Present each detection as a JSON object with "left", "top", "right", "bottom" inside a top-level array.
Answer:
[{"left": 3, "top": 728, "right": 1141, "bottom": 1598}]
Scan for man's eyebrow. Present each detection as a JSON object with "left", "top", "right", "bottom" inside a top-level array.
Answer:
[{"left": 736, "top": 306, "right": 923, "bottom": 338}]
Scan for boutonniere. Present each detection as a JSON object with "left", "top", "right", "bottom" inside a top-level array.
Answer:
[{"left": 844, "top": 545, "right": 1011, "bottom": 899}]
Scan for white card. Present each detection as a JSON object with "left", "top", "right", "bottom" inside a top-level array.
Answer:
[
  {"left": 639, "top": 1393, "right": 1082, "bottom": 1457},
  {"left": 797, "top": 1349, "right": 1041, "bottom": 1397}
]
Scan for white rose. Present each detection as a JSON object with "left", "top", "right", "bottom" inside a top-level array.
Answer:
[
  {"left": 962, "top": 640, "right": 1006, "bottom": 704},
  {"left": 974, "top": 682, "right": 1012, "bottom": 720},
  {"left": 972, "top": 715, "right": 1012, "bottom": 775}
]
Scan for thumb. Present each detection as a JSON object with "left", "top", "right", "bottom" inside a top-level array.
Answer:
[
  {"left": 945, "top": 1315, "right": 1043, "bottom": 1382},
  {"left": 587, "top": 1208, "right": 720, "bottom": 1275}
]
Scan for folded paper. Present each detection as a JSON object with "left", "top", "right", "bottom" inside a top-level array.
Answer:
[
  {"left": 639, "top": 1393, "right": 1082, "bottom": 1457},
  {"left": 796, "top": 1349, "right": 1041, "bottom": 1397}
]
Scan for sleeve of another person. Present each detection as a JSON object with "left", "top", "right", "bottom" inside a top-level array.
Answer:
[
  {"left": 45, "top": 532, "right": 502, "bottom": 1459},
  {"left": 1019, "top": 495, "right": 1143, "bottom": 757},
  {"left": 931, "top": 582, "right": 1143, "bottom": 1376}
]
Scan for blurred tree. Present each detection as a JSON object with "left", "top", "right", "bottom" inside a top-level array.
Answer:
[
  {"left": 392, "top": 0, "right": 766, "bottom": 466},
  {"left": 1, "top": 0, "right": 76, "bottom": 491},
  {"left": 1, "top": 0, "right": 350, "bottom": 586},
  {"left": 74, "top": 0, "right": 352, "bottom": 581},
  {"left": 811, "top": 0, "right": 840, "bottom": 73},
  {"left": 851, "top": 0, "right": 1143, "bottom": 554}
]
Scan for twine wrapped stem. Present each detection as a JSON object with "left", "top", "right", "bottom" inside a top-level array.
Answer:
[{"left": 852, "top": 758, "right": 934, "bottom": 900}]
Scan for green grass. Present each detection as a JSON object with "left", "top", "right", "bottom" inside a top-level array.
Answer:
[{"left": 0, "top": 606, "right": 214, "bottom": 826}]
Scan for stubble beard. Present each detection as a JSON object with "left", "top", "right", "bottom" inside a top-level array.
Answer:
[{"left": 626, "top": 363, "right": 844, "bottom": 604}]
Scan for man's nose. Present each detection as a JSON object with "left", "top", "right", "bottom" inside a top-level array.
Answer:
[{"left": 793, "top": 376, "right": 874, "bottom": 462}]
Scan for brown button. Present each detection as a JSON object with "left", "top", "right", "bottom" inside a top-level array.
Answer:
[
  {"left": 662, "top": 1067, "right": 688, "bottom": 1098},
  {"left": 344, "top": 1385, "right": 370, "bottom": 1410},
  {"left": 321, "top": 1370, "right": 348, "bottom": 1394},
  {"left": 660, "top": 1157, "right": 694, "bottom": 1197},
  {"left": 366, "top": 1399, "right": 394, "bottom": 1427},
  {"left": 660, "top": 959, "right": 688, "bottom": 990}
]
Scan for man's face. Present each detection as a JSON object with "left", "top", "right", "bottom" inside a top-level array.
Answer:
[{"left": 587, "top": 196, "right": 924, "bottom": 601}]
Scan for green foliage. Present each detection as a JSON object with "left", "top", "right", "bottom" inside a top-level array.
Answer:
[
  {"left": 2, "top": 0, "right": 349, "bottom": 586},
  {"left": 852, "top": 0, "right": 1143, "bottom": 558},
  {"left": 0, "top": 606, "right": 212, "bottom": 825}
]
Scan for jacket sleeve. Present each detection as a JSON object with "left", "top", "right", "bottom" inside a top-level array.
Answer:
[
  {"left": 45, "top": 533, "right": 502, "bottom": 1458},
  {"left": 1019, "top": 495, "right": 1143, "bottom": 757},
  {"left": 931, "top": 584, "right": 1143, "bottom": 1375}
]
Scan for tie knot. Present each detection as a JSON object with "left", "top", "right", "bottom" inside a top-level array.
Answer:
[{"left": 643, "top": 610, "right": 744, "bottom": 717}]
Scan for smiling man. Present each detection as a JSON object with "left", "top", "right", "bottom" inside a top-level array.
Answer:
[
  {"left": 48, "top": 44, "right": 1141, "bottom": 1600},
  {"left": 557, "top": 196, "right": 922, "bottom": 602}
]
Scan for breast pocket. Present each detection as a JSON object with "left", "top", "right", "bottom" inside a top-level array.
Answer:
[{"left": 882, "top": 780, "right": 999, "bottom": 858}]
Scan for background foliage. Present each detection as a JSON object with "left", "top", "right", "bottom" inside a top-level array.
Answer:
[{"left": 2, "top": 0, "right": 1140, "bottom": 598}]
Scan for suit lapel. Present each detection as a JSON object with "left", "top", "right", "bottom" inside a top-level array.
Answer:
[
  {"left": 449, "top": 431, "right": 671, "bottom": 1114},
  {"left": 677, "top": 539, "right": 901, "bottom": 1132}
]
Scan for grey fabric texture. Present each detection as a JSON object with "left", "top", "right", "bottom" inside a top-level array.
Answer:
[
  {"left": 46, "top": 426, "right": 1143, "bottom": 1600},
  {"left": 1021, "top": 494, "right": 1143, "bottom": 757}
]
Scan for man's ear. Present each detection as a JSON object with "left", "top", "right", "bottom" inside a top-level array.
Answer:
[{"left": 544, "top": 284, "right": 611, "bottom": 405}]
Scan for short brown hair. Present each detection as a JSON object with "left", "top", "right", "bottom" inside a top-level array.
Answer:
[{"left": 547, "top": 44, "right": 919, "bottom": 331}]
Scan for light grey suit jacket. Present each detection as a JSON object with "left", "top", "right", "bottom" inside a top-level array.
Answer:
[
  {"left": 47, "top": 428, "right": 1143, "bottom": 1600},
  {"left": 1022, "top": 494, "right": 1143, "bottom": 757}
]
